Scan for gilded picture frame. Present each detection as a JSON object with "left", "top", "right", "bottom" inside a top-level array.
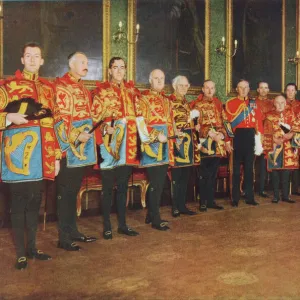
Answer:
[
  {"left": 226, "top": 0, "right": 286, "bottom": 96},
  {"left": 127, "top": 0, "right": 210, "bottom": 95},
  {"left": 0, "top": 0, "right": 111, "bottom": 89}
]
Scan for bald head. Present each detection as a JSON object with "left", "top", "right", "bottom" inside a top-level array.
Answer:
[
  {"left": 69, "top": 52, "right": 88, "bottom": 80},
  {"left": 274, "top": 95, "right": 286, "bottom": 112},
  {"left": 202, "top": 80, "right": 216, "bottom": 98},
  {"left": 149, "top": 69, "right": 165, "bottom": 92}
]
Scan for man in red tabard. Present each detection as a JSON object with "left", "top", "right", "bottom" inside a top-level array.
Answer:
[
  {"left": 284, "top": 83, "right": 300, "bottom": 195},
  {"left": 0, "top": 43, "right": 61, "bottom": 270},
  {"left": 190, "top": 80, "right": 228, "bottom": 212},
  {"left": 255, "top": 81, "right": 274, "bottom": 198},
  {"left": 225, "top": 79, "right": 263, "bottom": 207}
]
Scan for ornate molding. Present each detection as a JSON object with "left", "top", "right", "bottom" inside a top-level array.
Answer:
[
  {"left": 282, "top": 0, "right": 286, "bottom": 92},
  {"left": 297, "top": 0, "right": 300, "bottom": 87},
  {"left": 103, "top": 0, "right": 111, "bottom": 81},
  {"left": 205, "top": 0, "right": 210, "bottom": 80},
  {"left": 0, "top": 0, "right": 3, "bottom": 77},
  {"left": 225, "top": 0, "right": 233, "bottom": 95},
  {"left": 127, "top": 0, "right": 136, "bottom": 81}
]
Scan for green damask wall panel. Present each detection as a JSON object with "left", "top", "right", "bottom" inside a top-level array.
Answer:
[
  {"left": 209, "top": 0, "right": 227, "bottom": 101},
  {"left": 285, "top": 0, "right": 297, "bottom": 86},
  {"left": 110, "top": 0, "right": 128, "bottom": 60}
]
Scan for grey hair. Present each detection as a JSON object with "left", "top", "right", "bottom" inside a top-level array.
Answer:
[
  {"left": 68, "top": 51, "right": 87, "bottom": 65},
  {"left": 172, "top": 75, "right": 190, "bottom": 86}
]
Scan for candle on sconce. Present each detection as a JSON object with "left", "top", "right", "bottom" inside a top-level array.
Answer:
[
  {"left": 119, "top": 21, "right": 123, "bottom": 29},
  {"left": 222, "top": 36, "right": 225, "bottom": 46},
  {"left": 297, "top": 51, "right": 299, "bottom": 57},
  {"left": 234, "top": 40, "right": 238, "bottom": 48},
  {"left": 136, "top": 23, "right": 140, "bottom": 34}
]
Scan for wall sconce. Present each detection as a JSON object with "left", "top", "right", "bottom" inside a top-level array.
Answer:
[
  {"left": 216, "top": 37, "right": 238, "bottom": 57},
  {"left": 112, "top": 21, "right": 140, "bottom": 44},
  {"left": 288, "top": 51, "right": 300, "bottom": 64}
]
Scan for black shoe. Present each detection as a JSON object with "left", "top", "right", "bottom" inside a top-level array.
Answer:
[
  {"left": 179, "top": 208, "right": 197, "bottom": 215},
  {"left": 117, "top": 227, "right": 139, "bottom": 236},
  {"left": 207, "top": 203, "right": 224, "bottom": 210},
  {"left": 282, "top": 198, "right": 296, "bottom": 203},
  {"left": 145, "top": 215, "right": 168, "bottom": 224},
  {"left": 72, "top": 235, "right": 97, "bottom": 243},
  {"left": 292, "top": 192, "right": 300, "bottom": 196},
  {"left": 199, "top": 205, "right": 207, "bottom": 212},
  {"left": 57, "top": 241, "right": 81, "bottom": 251},
  {"left": 272, "top": 198, "right": 279, "bottom": 203},
  {"left": 15, "top": 256, "right": 27, "bottom": 270},
  {"left": 151, "top": 222, "right": 170, "bottom": 231},
  {"left": 259, "top": 191, "right": 269, "bottom": 198},
  {"left": 103, "top": 230, "right": 113, "bottom": 240},
  {"left": 172, "top": 209, "right": 180, "bottom": 217},
  {"left": 232, "top": 202, "right": 238, "bottom": 207},
  {"left": 245, "top": 200, "right": 259, "bottom": 206},
  {"left": 27, "top": 249, "right": 52, "bottom": 260}
]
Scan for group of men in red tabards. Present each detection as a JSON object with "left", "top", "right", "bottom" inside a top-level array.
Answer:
[{"left": 0, "top": 42, "right": 299, "bottom": 270}]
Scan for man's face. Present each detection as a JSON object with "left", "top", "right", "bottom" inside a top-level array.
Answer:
[
  {"left": 274, "top": 96, "right": 286, "bottom": 112},
  {"left": 236, "top": 81, "right": 250, "bottom": 98},
  {"left": 174, "top": 77, "right": 189, "bottom": 97},
  {"left": 109, "top": 59, "right": 126, "bottom": 83},
  {"left": 257, "top": 82, "right": 269, "bottom": 98},
  {"left": 21, "top": 47, "right": 44, "bottom": 73},
  {"left": 150, "top": 70, "right": 165, "bottom": 92},
  {"left": 70, "top": 53, "right": 88, "bottom": 78},
  {"left": 286, "top": 85, "right": 297, "bottom": 100},
  {"left": 202, "top": 81, "right": 216, "bottom": 98}
]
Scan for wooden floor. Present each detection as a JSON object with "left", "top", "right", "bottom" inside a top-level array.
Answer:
[{"left": 1, "top": 195, "right": 300, "bottom": 300}]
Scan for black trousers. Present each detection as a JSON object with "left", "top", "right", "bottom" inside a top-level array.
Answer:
[
  {"left": 232, "top": 128, "right": 255, "bottom": 204},
  {"left": 271, "top": 170, "right": 290, "bottom": 200},
  {"left": 9, "top": 181, "right": 44, "bottom": 258},
  {"left": 171, "top": 166, "right": 191, "bottom": 211},
  {"left": 258, "top": 154, "right": 267, "bottom": 193},
  {"left": 100, "top": 165, "right": 132, "bottom": 231},
  {"left": 291, "top": 169, "right": 299, "bottom": 194},
  {"left": 56, "top": 158, "right": 85, "bottom": 243},
  {"left": 198, "top": 157, "right": 221, "bottom": 207},
  {"left": 146, "top": 164, "right": 168, "bottom": 226}
]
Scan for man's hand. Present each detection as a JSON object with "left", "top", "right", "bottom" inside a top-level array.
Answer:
[
  {"left": 194, "top": 124, "right": 200, "bottom": 132},
  {"left": 283, "top": 132, "right": 294, "bottom": 141},
  {"left": 106, "top": 126, "right": 115, "bottom": 135},
  {"left": 213, "top": 132, "right": 224, "bottom": 143},
  {"left": 225, "top": 141, "right": 233, "bottom": 153},
  {"left": 158, "top": 132, "right": 167, "bottom": 143},
  {"left": 77, "top": 131, "right": 92, "bottom": 143},
  {"left": 175, "top": 129, "right": 184, "bottom": 137},
  {"left": 7, "top": 113, "right": 28, "bottom": 125},
  {"left": 55, "top": 160, "right": 60, "bottom": 176},
  {"left": 208, "top": 130, "right": 216, "bottom": 139}
]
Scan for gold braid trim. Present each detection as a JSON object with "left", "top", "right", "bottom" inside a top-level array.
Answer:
[{"left": 0, "top": 112, "right": 8, "bottom": 130}]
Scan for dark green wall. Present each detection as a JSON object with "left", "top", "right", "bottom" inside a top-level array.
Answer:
[{"left": 112, "top": 0, "right": 297, "bottom": 100}]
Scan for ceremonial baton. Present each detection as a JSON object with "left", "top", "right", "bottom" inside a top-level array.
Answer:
[{"left": 75, "top": 119, "right": 104, "bottom": 148}]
